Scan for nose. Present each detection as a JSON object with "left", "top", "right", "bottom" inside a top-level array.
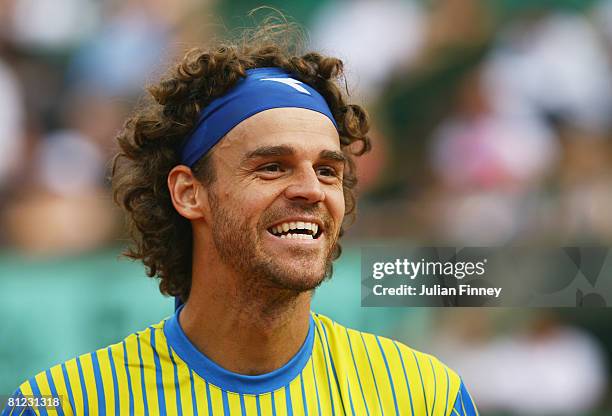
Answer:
[{"left": 283, "top": 165, "right": 325, "bottom": 204}]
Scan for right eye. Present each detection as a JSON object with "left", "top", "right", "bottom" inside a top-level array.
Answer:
[
  {"left": 260, "top": 164, "right": 282, "bottom": 172},
  {"left": 256, "top": 163, "right": 286, "bottom": 179}
]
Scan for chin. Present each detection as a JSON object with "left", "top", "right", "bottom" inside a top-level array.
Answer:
[{"left": 265, "top": 261, "right": 328, "bottom": 292}]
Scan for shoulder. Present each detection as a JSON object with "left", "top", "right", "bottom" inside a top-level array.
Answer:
[
  {"left": 312, "top": 312, "right": 477, "bottom": 415},
  {"left": 2, "top": 319, "right": 168, "bottom": 416},
  {"left": 312, "top": 312, "right": 461, "bottom": 382}
]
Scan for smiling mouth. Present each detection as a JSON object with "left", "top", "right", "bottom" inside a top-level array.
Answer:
[{"left": 267, "top": 221, "right": 323, "bottom": 240}]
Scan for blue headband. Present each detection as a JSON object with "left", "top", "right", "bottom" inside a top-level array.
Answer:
[{"left": 179, "top": 67, "right": 338, "bottom": 167}]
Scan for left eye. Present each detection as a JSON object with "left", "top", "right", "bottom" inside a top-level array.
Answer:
[
  {"left": 317, "top": 167, "right": 337, "bottom": 177},
  {"left": 259, "top": 163, "right": 283, "bottom": 173}
]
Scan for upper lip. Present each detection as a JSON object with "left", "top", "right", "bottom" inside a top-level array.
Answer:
[{"left": 267, "top": 217, "right": 324, "bottom": 233}]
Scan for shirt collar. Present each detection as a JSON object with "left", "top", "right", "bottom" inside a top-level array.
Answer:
[{"left": 163, "top": 305, "right": 315, "bottom": 394}]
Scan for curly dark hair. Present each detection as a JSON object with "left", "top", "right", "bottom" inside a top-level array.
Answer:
[{"left": 112, "top": 19, "right": 371, "bottom": 302}]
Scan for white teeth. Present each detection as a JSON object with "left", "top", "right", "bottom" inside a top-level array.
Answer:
[{"left": 270, "top": 221, "right": 320, "bottom": 237}]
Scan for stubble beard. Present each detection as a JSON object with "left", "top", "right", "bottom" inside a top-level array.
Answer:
[{"left": 208, "top": 191, "right": 338, "bottom": 296}]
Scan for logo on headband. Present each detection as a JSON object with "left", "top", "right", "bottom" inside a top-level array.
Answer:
[{"left": 260, "top": 78, "right": 311, "bottom": 95}]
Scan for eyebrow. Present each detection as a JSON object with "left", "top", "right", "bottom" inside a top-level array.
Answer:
[
  {"left": 243, "top": 145, "right": 295, "bottom": 161},
  {"left": 319, "top": 149, "right": 347, "bottom": 163},
  {"left": 241, "top": 145, "right": 347, "bottom": 164}
]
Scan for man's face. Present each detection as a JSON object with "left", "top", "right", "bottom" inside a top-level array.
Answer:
[{"left": 204, "top": 107, "right": 345, "bottom": 292}]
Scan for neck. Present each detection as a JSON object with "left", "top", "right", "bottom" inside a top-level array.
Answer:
[{"left": 179, "top": 258, "right": 313, "bottom": 375}]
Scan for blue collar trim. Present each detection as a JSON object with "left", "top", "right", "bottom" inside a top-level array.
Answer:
[{"left": 163, "top": 306, "right": 315, "bottom": 394}]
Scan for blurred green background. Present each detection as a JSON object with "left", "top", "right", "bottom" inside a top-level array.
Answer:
[{"left": 2, "top": 0, "right": 612, "bottom": 414}]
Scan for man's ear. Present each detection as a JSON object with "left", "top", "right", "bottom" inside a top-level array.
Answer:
[{"left": 168, "top": 165, "right": 209, "bottom": 220}]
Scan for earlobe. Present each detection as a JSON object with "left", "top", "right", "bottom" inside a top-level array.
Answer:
[{"left": 168, "top": 165, "right": 207, "bottom": 220}]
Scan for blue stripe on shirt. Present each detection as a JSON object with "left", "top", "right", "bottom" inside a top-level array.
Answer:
[
  {"left": 310, "top": 360, "right": 322, "bottom": 416},
  {"left": 60, "top": 363, "right": 76, "bottom": 415},
  {"left": 375, "top": 336, "right": 399, "bottom": 416},
  {"left": 412, "top": 350, "right": 429, "bottom": 416},
  {"left": 149, "top": 328, "right": 167, "bottom": 416},
  {"left": 361, "top": 334, "right": 383, "bottom": 415},
  {"left": 205, "top": 381, "right": 213, "bottom": 415},
  {"left": 45, "top": 369, "right": 65, "bottom": 416},
  {"left": 315, "top": 324, "right": 336, "bottom": 415},
  {"left": 346, "top": 377, "right": 356, "bottom": 416},
  {"left": 428, "top": 357, "right": 437, "bottom": 414},
  {"left": 189, "top": 370, "right": 199, "bottom": 416},
  {"left": 299, "top": 374, "right": 309, "bottom": 416},
  {"left": 221, "top": 390, "right": 230, "bottom": 416},
  {"left": 90, "top": 352, "right": 106, "bottom": 416},
  {"left": 444, "top": 367, "right": 450, "bottom": 416},
  {"left": 285, "top": 385, "right": 293, "bottom": 416},
  {"left": 255, "top": 394, "right": 261, "bottom": 416},
  {"left": 239, "top": 393, "right": 246, "bottom": 416},
  {"left": 319, "top": 321, "right": 346, "bottom": 414},
  {"left": 107, "top": 347, "right": 120, "bottom": 415},
  {"left": 28, "top": 377, "right": 48, "bottom": 416},
  {"left": 122, "top": 341, "right": 135, "bottom": 416},
  {"left": 76, "top": 357, "right": 89, "bottom": 416},
  {"left": 136, "top": 334, "right": 150, "bottom": 416},
  {"left": 167, "top": 347, "right": 183, "bottom": 416},
  {"left": 393, "top": 341, "right": 415, "bottom": 416},
  {"left": 346, "top": 328, "right": 369, "bottom": 416}
]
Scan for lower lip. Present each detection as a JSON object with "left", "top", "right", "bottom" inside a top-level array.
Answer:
[{"left": 263, "top": 230, "right": 324, "bottom": 246}]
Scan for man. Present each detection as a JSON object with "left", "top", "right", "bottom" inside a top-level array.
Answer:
[{"left": 2, "top": 25, "right": 478, "bottom": 416}]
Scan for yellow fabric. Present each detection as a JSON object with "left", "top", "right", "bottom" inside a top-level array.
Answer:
[{"left": 12, "top": 313, "right": 463, "bottom": 416}]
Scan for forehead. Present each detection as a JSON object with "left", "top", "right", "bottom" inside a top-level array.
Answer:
[{"left": 214, "top": 107, "right": 341, "bottom": 156}]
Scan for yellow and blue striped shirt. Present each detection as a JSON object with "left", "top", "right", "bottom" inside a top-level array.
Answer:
[{"left": 3, "top": 311, "right": 477, "bottom": 415}]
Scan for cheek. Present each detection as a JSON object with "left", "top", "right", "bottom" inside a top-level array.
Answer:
[
  {"left": 226, "top": 185, "right": 278, "bottom": 220},
  {"left": 328, "top": 188, "right": 346, "bottom": 225}
]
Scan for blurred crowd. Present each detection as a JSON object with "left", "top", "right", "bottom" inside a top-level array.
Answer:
[
  {"left": 1, "top": 0, "right": 612, "bottom": 253},
  {"left": 1, "top": 0, "right": 612, "bottom": 413},
  {"left": 0, "top": 0, "right": 215, "bottom": 254},
  {"left": 337, "top": 0, "right": 612, "bottom": 247}
]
